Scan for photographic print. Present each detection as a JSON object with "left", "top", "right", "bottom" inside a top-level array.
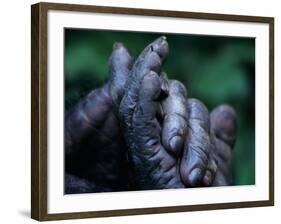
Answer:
[
  {"left": 31, "top": 2, "right": 274, "bottom": 221},
  {"left": 64, "top": 29, "right": 255, "bottom": 194}
]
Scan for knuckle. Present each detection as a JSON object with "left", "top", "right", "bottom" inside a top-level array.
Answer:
[
  {"left": 188, "top": 98, "right": 209, "bottom": 116},
  {"left": 169, "top": 80, "right": 187, "bottom": 97},
  {"left": 144, "top": 51, "right": 161, "bottom": 72}
]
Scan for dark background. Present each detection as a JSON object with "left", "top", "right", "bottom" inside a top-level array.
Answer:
[{"left": 64, "top": 29, "right": 255, "bottom": 185}]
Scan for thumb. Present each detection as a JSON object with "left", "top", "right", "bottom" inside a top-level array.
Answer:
[{"left": 108, "top": 42, "right": 134, "bottom": 106}]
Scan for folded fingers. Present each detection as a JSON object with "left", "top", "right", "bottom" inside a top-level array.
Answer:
[
  {"left": 180, "top": 99, "right": 216, "bottom": 187},
  {"left": 161, "top": 79, "right": 188, "bottom": 156},
  {"left": 119, "top": 36, "right": 169, "bottom": 130}
]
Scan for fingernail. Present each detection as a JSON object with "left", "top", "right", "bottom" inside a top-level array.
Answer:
[
  {"left": 189, "top": 168, "right": 203, "bottom": 186},
  {"left": 169, "top": 136, "right": 183, "bottom": 155}
]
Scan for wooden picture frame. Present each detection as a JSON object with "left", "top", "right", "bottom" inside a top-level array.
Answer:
[{"left": 31, "top": 2, "right": 274, "bottom": 221}]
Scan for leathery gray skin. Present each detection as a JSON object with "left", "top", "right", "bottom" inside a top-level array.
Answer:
[
  {"left": 119, "top": 36, "right": 185, "bottom": 189},
  {"left": 65, "top": 36, "right": 237, "bottom": 192},
  {"left": 64, "top": 37, "right": 191, "bottom": 192},
  {"left": 119, "top": 36, "right": 237, "bottom": 189},
  {"left": 161, "top": 79, "right": 217, "bottom": 187},
  {"left": 120, "top": 37, "right": 206, "bottom": 189},
  {"left": 65, "top": 42, "right": 134, "bottom": 193},
  {"left": 210, "top": 105, "right": 237, "bottom": 186}
]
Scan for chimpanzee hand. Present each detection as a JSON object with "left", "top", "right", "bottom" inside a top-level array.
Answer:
[
  {"left": 119, "top": 37, "right": 237, "bottom": 189},
  {"left": 119, "top": 37, "right": 205, "bottom": 189},
  {"left": 65, "top": 35, "right": 237, "bottom": 193},
  {"left": 65, "top": 42, "right": 133, "bottom": 193},
  {"left": 120, "top": 81, "right": 218, "bottom": 189},
  {"left": 65, "top": 37, "right": 183, "bottom": 193}
]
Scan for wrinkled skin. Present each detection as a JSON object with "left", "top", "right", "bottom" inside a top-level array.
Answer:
[
  {"left": 211, "top": 105, "right": 237, "bottom": 186},
  {"left": 65, "top": 39, "right": 176, "bottom": 193},
  {"left": 119, "top": 37, "right": 236, "bottom": 189},
  {"left": 65, "top": 43, "right": 133, "bottom": 193},
  {"left": 65, "top": 36, "right": 237, "bottom": 193}
]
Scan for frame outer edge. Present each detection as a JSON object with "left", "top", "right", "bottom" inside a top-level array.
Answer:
[
  {"left": 269, "top": 17, "right": 274, "bottom": 205},
  {"left": 31, "top": 3, "right": 48, "bottom": 221},
  {"left": 30, "top": 2, "right": 275, "bottom": 221},
  {"left": 39, "top": 1, "right": 274, "bottom": 23},
  {"left": 31, "top": 3, "right": 40, "bottom": 220}
]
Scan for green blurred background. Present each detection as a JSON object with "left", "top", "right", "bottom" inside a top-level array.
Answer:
[{"left": 64, "top": 29, "right": 255, "bottom": 185}]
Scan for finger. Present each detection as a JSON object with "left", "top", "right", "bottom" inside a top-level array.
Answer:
[
  {"left": 201, "top": 133, "right": 218, "bottom": 186},
  {"left": 119, "top": 37, "right": 168, "bottom": 129},
  {"left": 129, "top": 71, "right": 162, "bottom": 157},
  {"left": 122, "top": 71, "right": 185, "bottom": 189},
  {"left": 159, "top": 72, "right": 169, "bottom": 99},
  {"left": 109, "top": 42, "right": 134, "bottom": 80},
  {"left": 202, "top": 154, "right": 217, "bottom": 186},
  {"left": 210, "top": 105, "right": 237, "bottom": 147},
  {"left": 212, "top": 135, "right": 233, "bottom": 186},
  {"left": 133, "top": 71, "right": 162, "bottom": 126},
  {"left": 180, "top": 98, "right": 211, "bottom": 187},
  {"left": 155, "top": 72, "right": 169, "bottom": 122},
  {"left": 161, "top": 80, "right": 188, "bottom": 156},
  {"left": 136, "top": 36, "right": 169, "bottom": 68},
  {"left": 133, "top": 36, "right": 169, "bottom": 77},
  {"left": 108, "top": 42, "right": 134, "bottom": 105},
  {"left": 129, "top": 72, "right": 165, "bottom": 186}
]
